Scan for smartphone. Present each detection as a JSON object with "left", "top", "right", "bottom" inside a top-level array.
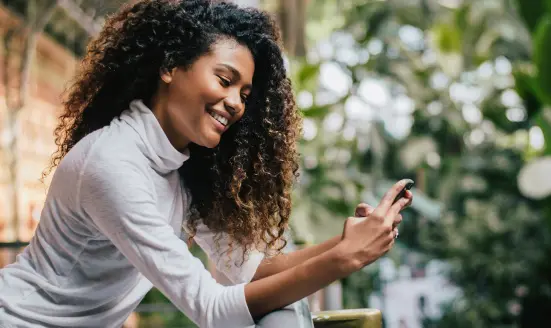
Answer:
[{"left": 393, "top": 179, "right": 414, "bottom": 204}]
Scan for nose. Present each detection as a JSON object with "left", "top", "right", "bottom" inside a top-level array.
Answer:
[{"left": 224, "top": 89, "right": 244, "bottom": 117}]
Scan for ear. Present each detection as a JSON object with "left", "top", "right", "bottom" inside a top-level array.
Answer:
[{"left": 160, "top": 67, "right": 176, "bottom": 84}]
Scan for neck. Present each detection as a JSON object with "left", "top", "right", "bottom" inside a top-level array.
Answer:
[{"left": 149, "top": 94, "right": 190, "bottom": 152}]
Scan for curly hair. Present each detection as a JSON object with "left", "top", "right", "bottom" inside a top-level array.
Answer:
[{"left": 46, "top": 0, "right": 301, "bottom": 262}]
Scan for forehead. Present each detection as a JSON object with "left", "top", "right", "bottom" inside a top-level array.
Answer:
[{"left": 205, "top": 39, "right": 255, "bottom": 82}]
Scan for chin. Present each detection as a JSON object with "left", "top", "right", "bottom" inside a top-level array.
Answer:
[
  {"left": 198, "top": 135, "right": 222, "bottom": 149},
  {"left": 203, "top": 141, "right": 220, "bottom": 149}
]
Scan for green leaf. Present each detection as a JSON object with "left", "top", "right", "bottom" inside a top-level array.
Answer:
[
  {"left": 513, "top": 66, "right": 543, "bottom": 119},
  {"left": 301, "top": 105, "right": 331, "bottom": 118},
  {"left": 534, "top": 108, "right": 551, "bottom": 155},
  {"left": 431, "top": 23, "right": 462, "bottom": 54},
  {"left": 545, "top": 203, "right": 551, "bottom": 236},
  {"left": 322, "top": 198, "right": 352, "bottom": 216},
  {"left": 454, "top": 2, "right": 470, "bottom": 32},
  {"left": 359, "top": 4, "right": 391, "bottom": 44},
  {"left": 291, "top": 62, "right": 320, "bottom": 93},
  {"left": 534, "top": 15, "right": 551, "bottom": 105},
  {"left": 297, "top": 62, "right": 320, "bottom": 84},
  {"left": 515, "top": 0, "right": 551, "bottom": 33}
]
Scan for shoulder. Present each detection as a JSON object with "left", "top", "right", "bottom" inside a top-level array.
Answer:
[
  {"left": 63, "top": 121, "right": 146, "bottom": 172},
  {"left": 74, "top": 128, "right": 157, "bottom": 217},
  {"left": 50, "top": 121, "right": 151, "bottom": 199}
]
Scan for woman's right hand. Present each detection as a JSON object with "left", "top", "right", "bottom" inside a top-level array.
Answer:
[
  {"left": 244, "top": 179, "right": 412, "bottom": 319},
  {"left": 338, "top": 179, "right": 412, "bottom": 272}
]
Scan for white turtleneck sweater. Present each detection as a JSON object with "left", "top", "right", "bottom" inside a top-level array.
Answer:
[{"left": 0, "top": 100, "right": 263, "bottom": 328}]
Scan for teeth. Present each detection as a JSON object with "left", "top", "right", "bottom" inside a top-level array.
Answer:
[{"left": 210, "top": 111, "right": 228, "bottom": 126}]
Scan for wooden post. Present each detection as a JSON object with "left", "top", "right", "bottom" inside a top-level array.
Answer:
[{"left": 277, "top": 0, "right": 307, "bottom": 57}]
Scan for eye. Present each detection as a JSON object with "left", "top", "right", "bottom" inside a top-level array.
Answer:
[{"left": 218, "top": 76, "right": 231, "bottom": 87}]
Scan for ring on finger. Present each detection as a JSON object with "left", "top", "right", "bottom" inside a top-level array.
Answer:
[{"left": 394, "top": 229, "right": 399, "bottom": 239}]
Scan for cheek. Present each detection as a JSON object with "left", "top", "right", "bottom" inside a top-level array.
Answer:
[
  {"left": 166, "top": 81, "right": 193, "bottom": 109},
  {"left": 236, "top": 109, "right": 246, "bottom": 122},
  {"left": 166, "top": 85, "right": 204, "bottom": 119},
  {"left": 199, "top": 80, "right": 226, "bottom": 103}
]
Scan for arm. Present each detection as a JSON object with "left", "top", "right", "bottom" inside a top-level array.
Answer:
[
  {"left": 253, "top": 200, "right": 409, "bottom": 280},
  {"left": 190, "top": 221, "right": 352, "bottom": 318},
  {"left": 81, "top": 156, "right": 410, "bottom": 324},
  {"left": 189, "top": 221, "right": 266, "bottom": 284},
  {"left": 80, "top": 159, "right": 255, "bottom": 328},
  {"left": 190, "top": 216, "right": 340, "bottom": 283},
  {"left": 245, "top": 242, "right": 353, "bottom": 317},
  {"left": 80, "top": 158, "right": 351, "bottom": 324},
  {"left": 252, "top": 204, "right": 370, "bottom": 280},
  {"left": 246, "top": 182, "right": 413, "bottom": 317},
  {"left": 252, "top": 235, "right": 341, "bottom": 281}
]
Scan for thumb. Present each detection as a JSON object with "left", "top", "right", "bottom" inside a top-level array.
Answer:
[
  {"left": 343, "top": 216, "right": 365, "bottom": 234},
  {"left": 355, "top": 203, "right": 375, "bottom": 217}
]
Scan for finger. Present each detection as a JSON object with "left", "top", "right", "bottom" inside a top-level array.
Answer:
[
  {"left": 372, "top": 179, "right": 410, "bottom": 219},
  {"left": 403, "top": 190, "right": 413, "bottom": 203},
  {"left": 394, "top": 190, "right": 413, "bottom": 209},
  {"left": 355, "top": 203, "right": 375, "bottom": 217},
  {"left": 344, "top": 216, "right": 364, "bottom": 229},
  {"left": 403, "top": 190, "right": 413, "bottom": 207},
  {"left": 385, "top": 197, "right": 410, "bottom": 226},
  {"left": 392, "top": 214, "right": 403, "bottom": 228},
  {"left": 386, "top": 231, "right": 396, "bottom": 249}
]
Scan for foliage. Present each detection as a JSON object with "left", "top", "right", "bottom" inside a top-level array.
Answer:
[
  {"left": 287, "top": 0, "right": 551, "bottom": 327},
  {"left": 18, "top": 0, "right": 551, "bottom": 326},
  {"left": 514, "top": 0, "right": 551, "bottom": 163}
]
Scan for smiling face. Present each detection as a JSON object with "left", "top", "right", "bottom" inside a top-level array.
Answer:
[{"left": 151, "top": 38, "right": 255, "bottom": 150}]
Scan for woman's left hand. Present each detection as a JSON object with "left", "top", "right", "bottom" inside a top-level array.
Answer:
[{"left": 354, "top": 190, "right": 413, "bottom": 234}]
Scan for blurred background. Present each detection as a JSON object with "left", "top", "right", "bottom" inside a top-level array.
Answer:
[{"left": 1, "top": 0, "right": 551, "bottom": 327}]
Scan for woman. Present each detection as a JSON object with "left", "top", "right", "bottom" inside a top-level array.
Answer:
[{"left": 0, "top": 1, "right": 412, "bottom": 327}]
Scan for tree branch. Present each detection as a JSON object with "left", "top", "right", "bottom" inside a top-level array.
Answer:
[
  {"left": 57, "top": 0, "right": 102, "bottom": 37},
  {"left": 16, "top": 0, "right": 59, "bottom": 111}
]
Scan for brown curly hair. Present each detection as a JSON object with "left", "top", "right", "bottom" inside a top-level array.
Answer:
[{"left": 45, "top": 0, "right": 301, "bottom": 262}]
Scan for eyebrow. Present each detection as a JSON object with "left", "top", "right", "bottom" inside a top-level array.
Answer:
[{"left": 219, "top": 64, "right": 252, "bottom": 90}]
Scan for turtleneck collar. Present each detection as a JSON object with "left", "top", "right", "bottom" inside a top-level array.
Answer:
[{"left": 120, "top": 99, "right": 189, "bottom": 173}]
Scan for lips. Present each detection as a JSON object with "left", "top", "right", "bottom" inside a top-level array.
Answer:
[
  {"left": 208, "top": 110, "right": 229, "bottom": 126},
  {"left": 206, "top": 106, "right": 231, "bottom": 127}
]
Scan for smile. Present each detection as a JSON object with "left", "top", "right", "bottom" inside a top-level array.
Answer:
[{"left": 208, "top": 110, "right": 229, "bottom": 126}]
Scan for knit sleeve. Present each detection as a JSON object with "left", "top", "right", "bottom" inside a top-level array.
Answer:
[
  {"left": 78, "top": 156, "right": 255, "bottom": 328},
  {"left": 190, "top": 221, "right": 265, "bottom": 284}
]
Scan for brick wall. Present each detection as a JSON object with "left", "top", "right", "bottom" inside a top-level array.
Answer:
[{"left": 0, "top": 5, "right": 79, "bottom": 247}]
